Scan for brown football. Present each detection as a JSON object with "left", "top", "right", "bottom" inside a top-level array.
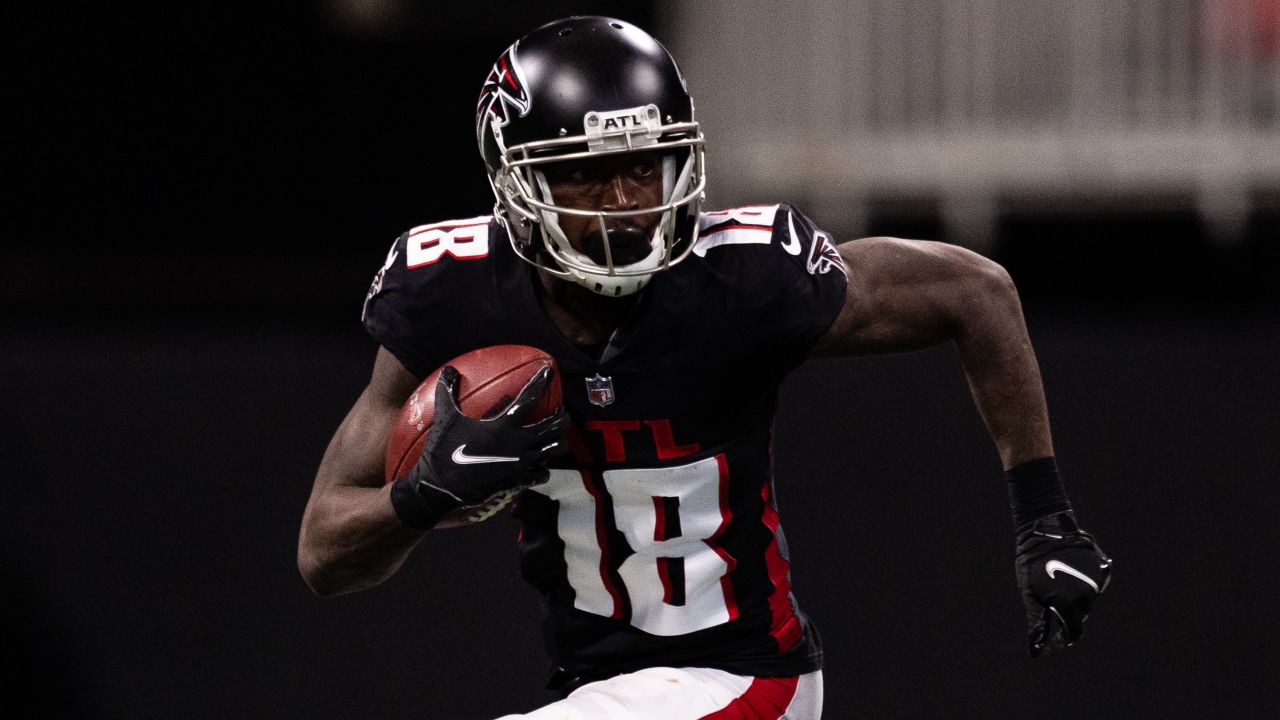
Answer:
[{"left": 384, "top": 345, "right": 562, "bottom": 528}]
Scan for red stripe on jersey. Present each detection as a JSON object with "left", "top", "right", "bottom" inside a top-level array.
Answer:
[
  {"left": 696, "top": 675, "right": 800, "bottom": 719},
  {"left": 761, "top": 482, "right": 802, "bottom": 651},
  {"left": 653, "top": 496, "right": 667, "bottom": 542},
  {"left": 657, "top": 556, "right": 674, "bottom": 605},
  {"left": 580, "top": 469, "right": 626, "bottom": 621},
  {"left": 704, "top": 454, "right": 739, "bottom": 621}
]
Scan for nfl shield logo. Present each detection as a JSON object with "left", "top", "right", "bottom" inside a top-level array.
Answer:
[{"left": 585, "top": 374, "right": 615, "bottom": 407}]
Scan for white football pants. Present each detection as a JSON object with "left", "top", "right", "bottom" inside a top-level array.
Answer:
[{"left": 495, "top": 667, "right": 822, "bottom": 720}]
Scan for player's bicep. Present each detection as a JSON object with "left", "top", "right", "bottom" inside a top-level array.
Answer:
[
  {"left": 311, "top": 347, "right": 421, "bottom": 492},
  {"left": 814, "top": 237, "right": 997, "bottom": 357}
]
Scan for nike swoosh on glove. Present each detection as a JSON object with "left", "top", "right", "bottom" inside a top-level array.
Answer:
[
  {"left": 1015, "top": 511, "right": 1112, "bottom": 657},
  {"left": 391, "top": 364, "right": 569, "bottom": 530}
]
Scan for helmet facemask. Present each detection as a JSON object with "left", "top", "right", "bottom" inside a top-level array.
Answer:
[{"left": 489, "top": 103, "right": 706, "bottom": 297}]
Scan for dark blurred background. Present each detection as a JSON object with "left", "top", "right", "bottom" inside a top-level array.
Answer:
[{"left": 6, "top": 1, "right": 1279, "bottom": 718}]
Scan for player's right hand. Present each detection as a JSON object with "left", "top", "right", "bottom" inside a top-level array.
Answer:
[
  {"left": 1014, "top": 511, "right": 1112, "bottom": 657},
  {"left": 408, "top": 364, "right": 569, "bottom": 507}
]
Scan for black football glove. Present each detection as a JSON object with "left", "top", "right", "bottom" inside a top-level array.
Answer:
[
  {"left": 1015, "top": 511, "right": 1112, "bottom": 657},
  {"left": 390, "top": 364, "right": 568, "bottom": 529}
]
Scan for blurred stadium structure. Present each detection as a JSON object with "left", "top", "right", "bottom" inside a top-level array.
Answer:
[
  {"left": 10, "top": 2, "right": 1275, "bottom": 311},
  {"left": 661, "top": 0, "right": 1280, "bottom": 249}
]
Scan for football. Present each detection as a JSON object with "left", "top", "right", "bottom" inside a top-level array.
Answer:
[{"left": 384, "top": 345, "right": 562, "bottom": 528}]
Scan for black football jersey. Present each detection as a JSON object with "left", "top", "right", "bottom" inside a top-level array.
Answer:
[{"left": 362, "top": 203, "right": 848, "bottom": 687}]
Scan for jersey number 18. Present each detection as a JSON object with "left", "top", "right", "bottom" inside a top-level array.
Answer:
[{"left": 532, "top": 455, "right": 738, "bottom": 636}]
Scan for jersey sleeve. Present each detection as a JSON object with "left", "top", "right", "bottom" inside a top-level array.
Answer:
[
  {"left": 359, "top": 215, "right": 504, "bottom": 378},
  {"left": 767, "top": 202, "right": 848, "bottom": 353},
  {"left": 694, "top": 203, "right": 849, "bottom": 366},
  {"left": 360, "top": 232, "right": 436, "bottom": 378}
]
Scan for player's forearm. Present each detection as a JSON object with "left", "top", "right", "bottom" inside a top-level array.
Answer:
[
  {"left": 951, "top": 265, "right": 1054, "bottom": 469},
  {"left": 298, "top": 370, "right": 427, "bottom": 596},
  {"left": 298, "top": 482, "right": 423, "bottom": 597}
]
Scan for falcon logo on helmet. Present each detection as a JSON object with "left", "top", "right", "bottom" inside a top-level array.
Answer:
[{"left": 475, "top": 43, "right": 531, "bottom": 143}]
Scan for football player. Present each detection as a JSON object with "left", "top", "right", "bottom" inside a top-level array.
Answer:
[{"left": 298, "top": 16, "right": 1111, "bottom": 720}]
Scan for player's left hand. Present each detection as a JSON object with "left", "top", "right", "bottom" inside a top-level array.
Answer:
[{"left": 1014, "top": 511, "right": 1112, "bottom": 657}]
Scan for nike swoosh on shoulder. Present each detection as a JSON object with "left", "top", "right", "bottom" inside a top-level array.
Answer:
[
  {"left": 451, "top": 445, "right": 520, "bottom": 465},
  {"left": 782, "top": 211, "right": 803, "bottom": 256},
  {"left": 1045, "top": 560, "right": 1100, "bottom": 592}
]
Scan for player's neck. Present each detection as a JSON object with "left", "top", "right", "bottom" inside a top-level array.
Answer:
[{"left": 534, "top": 269, "right": 640, "bottom": 348}]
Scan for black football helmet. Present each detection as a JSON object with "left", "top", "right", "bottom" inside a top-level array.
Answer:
[{"left": 476, "top": 16, "right": 706, "bottom": 296}]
